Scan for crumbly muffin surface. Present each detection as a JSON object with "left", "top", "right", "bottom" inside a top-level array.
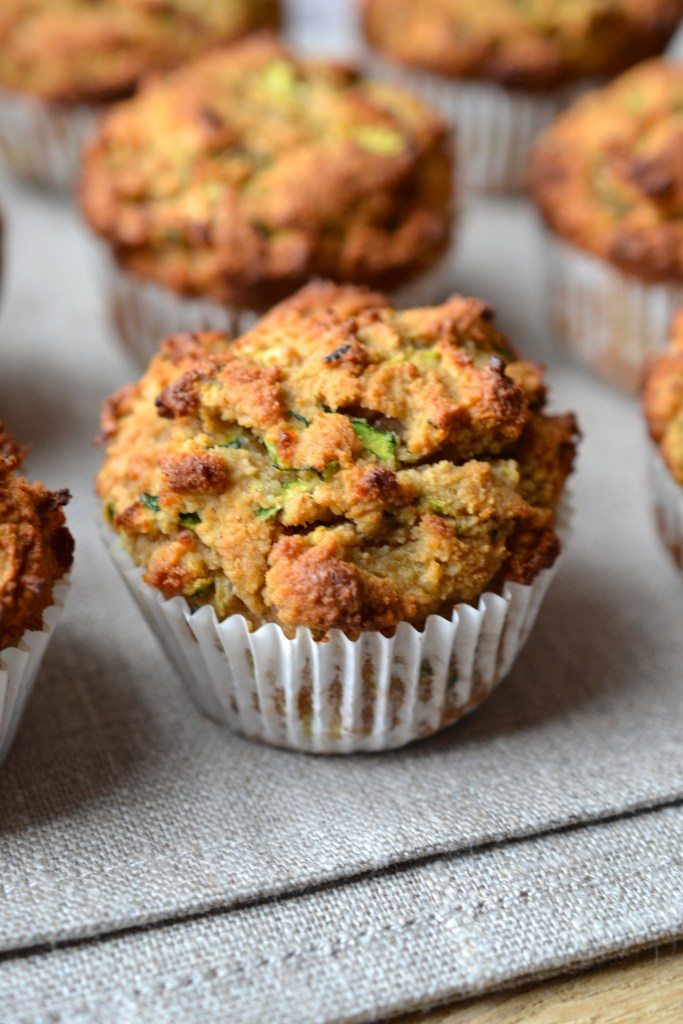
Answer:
[
  {"left": 0, "top": 0, "right": 280, "bottom": 104},
  {"left": 644, "top": 311, "right": 683, "bottom": 484},
  {"left": 97, "top": 283, "right": 577, "bottom": 638},
  {"left": 0, "top": 425, "right": 74, "bottom": 651},
  {"left": 80, "top": 36, "right": 453, "bottom": 310},
  {"left": 362, "top": 0, "right": 681, "bottom": 91},
  {"left": 530, "top": 61, "right": 683, "bottom": 283}
]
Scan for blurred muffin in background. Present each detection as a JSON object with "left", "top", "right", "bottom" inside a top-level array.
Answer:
[
  {"left": 0, "top": 423, "right": 73, "bottom": 765},
  {"left": 530, "top": 60, "right": 683, "bottom": 391},
  {"left": 361, "top": 0, "right": 682, "bottom": 192},
  {"left": 643, "top": 310, "right": 683, "bottom": 568},
  {"left": 80, "top": 36, "right": 455, "bottom": 365},
  {"left": 0, "top": 0, "right": 281, "bottom": 189},
  {"left": 97, "top": 282, "right": 577, "bottom": 753}
]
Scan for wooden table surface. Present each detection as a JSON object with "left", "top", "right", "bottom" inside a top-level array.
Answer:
[{"left": 398, "top": 945, "right": 683, "bottom": 1023}]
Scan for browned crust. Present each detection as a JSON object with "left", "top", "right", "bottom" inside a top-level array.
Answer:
[
  {"left": 0, "top": 422, "right": 74, "bottom": 650},
  {"left": 362, "top": 0, "right": 681, "bottom": 92},
  {"left": 529, "top": 60, "right": 683, "bottom": 284},
  {"left": 97, "top": 285, "right": 578, "bottom": 637},
  {"left": 160, "top": 452, "right": 230, "bottom": 495},
  {"left": 494, "top": 523, "right": 560, "bottom": 586},
  {"left": 79, "top": 37, "right": 454, "bottom": 311},
  {"left": 266, "top": 534, "right": 416, "bottom": 634}
]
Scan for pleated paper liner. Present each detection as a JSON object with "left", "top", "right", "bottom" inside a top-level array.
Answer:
[
  {"left": 102, "top": 499, "right": 571, "bottom": 755},
  {"left": 0, "top": 88, "right": 98, "bottom": 190},
  {"left": 101, "top": 244, "right": 459, "bottom": 366},
  {"left": 546, "top": 235, "right": 683, "bottom": 392},
  {"left": 0, "top": 579, "right": 71, "bottom": 766},
  {"left": 648, "top": 442, "right": 683, "bottom": 571}
]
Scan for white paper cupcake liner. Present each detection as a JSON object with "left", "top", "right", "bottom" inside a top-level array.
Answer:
[
  {"left": 101, "top": 245, "right": 458, "bottom": 365},
  {"left": 0, "top": 579, "right": 71, "bottom": 766},
  {"left": 102, "top": 500, "right": 570, "bottom": 754},
  {"left": 648, "top": 442, "right": 683, "bottom": 570},
  {"left": 364, "top": 55, "right": 582, "bottom": 193},
  {"left": 0, "top": 88, "right": 99, "bottom": 191},
  {"left": 546, "top": 235, "right": 683, "bottom": 392}
]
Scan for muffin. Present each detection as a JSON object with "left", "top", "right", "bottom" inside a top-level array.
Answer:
[
  {"left": 643, "top": 310, "right": 683, "bottom": 567},
  {"left": 529, "top": 60, "right": 683, "bottom": 391},
  {"left": 98, "top": 282, "right": 578, "bottom": 753},
  {"left": 0, "top": 0, "right": 281, "bottom": 189},
  {"left": 80, "top": 36, "right": 455, "bottom": 366},
  {"left": 361, "top": 0, "right": 682, "bottom": 192},
  {"left": 0, "top": 424, "right": 74, "bottom": 765}
]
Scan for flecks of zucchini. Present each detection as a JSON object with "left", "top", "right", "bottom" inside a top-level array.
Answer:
[
  {"left": 351, "top": 419, "right": 398, "bottom": 463},
  {"left": 387, "top": 347, "right": 440, "bottom": 367},
  {"left": 355, "top": 125, "right": 405, "bottom": 157},
  {"left": 265, "top": 440, "right": 293, "bottom": 470},
  {"left": 179, "top": 511, "right": 201, "bottom": 528},
  {"left": 623, "top": 88, "right": 645, "bottom": 115},
  {"left": 215, "top": 436, "right": 246, "bottom": 449},
  {"left": 288, "top": 411, "right": 310, "bottom": 431},
  {"left": 591, "top": 167, "right": 632, "bottom": 218},
  {"left": 260, "top": 59, "right": 297, "bottom": 97},
  {"left": 427, "top": 499, "right": 478, "bottom": 536},
  {"left": 140, "top": 492, "right": 160, "bottom": 512},
  {"left": 255, "top": 505, "right": 280, "bottom": 520},
  {"left": 161, "top": 227, "right": 185, "bottom": 246}
]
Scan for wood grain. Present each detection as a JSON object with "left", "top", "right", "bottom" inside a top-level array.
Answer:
[{"left": 398, "top": 945, "right": 683, "bottom": 1024}]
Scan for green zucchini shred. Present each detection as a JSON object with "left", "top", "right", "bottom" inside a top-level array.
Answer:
[
  {"left": 255, "top": 505, "right": 280, "bottom": 520},
  {"left": 351, "top": 419, "right": 398, "bottom": 463},
  {"left": 140, "top": 492, "right": 160, "bottom": 513},
  {"left": 179, "top": 511, "right": 201, "bottom": 528}
]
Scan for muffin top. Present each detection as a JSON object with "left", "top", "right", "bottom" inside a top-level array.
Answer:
[
  {"left": 80, "top": 36, "right": 453, "bottom": 311},
  {"left": 643, "top": 311, "right": 683, "bottom": 484},
  {"left": 0, "top": 0, "right": 281, "bottom": 105},
  {"left": 97, "top": 283, "right": 577, "bottom": 638},
  {"left": 362, "top": 0, "right": 681, "bottom": 91},
  {"left": 529, "top": 60, "right": 683, "bottom": 283},
  {"left": 0, "top": 425, "right": 74, "bottom": 651}
]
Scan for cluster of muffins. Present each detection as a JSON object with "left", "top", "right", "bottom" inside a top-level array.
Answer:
[
  {"left": 1, "top": 2, "right": 680, "bottom": 759},
  {"left": 0, "top": 424, "right": 73, "bottom": 763}
]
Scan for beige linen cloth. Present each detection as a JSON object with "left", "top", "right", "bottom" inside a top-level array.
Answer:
[{"left": 0, "top": 167, "right": 682, "bottom": 1023}]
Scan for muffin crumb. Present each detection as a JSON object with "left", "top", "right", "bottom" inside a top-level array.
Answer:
[{"left": 80, "top": 37, "right": 453, "bottom": 311}]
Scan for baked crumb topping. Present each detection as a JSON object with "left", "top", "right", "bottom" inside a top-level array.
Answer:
[
  {"left": 97, "top": 283, "right": 578, "bottom": 637},
  {"left": 530, "top": 60, "right": 683, "bottom": 283},
  {"left": 80, "top": 36, "right": 453, "bottom": 310}
]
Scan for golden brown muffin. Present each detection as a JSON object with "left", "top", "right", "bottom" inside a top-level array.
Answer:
[
  {"left": 80, "top": 36, "right": 454, "bottom": 312},
  {"left": 97, "top": 283, "right": 577, "bottom": 638},
  {"left": 529, "top": 60, "right": 683, "bottom": 284},
  {"left": 0, "top": 0, "right": 281, "bottom": 105},
  {"left": 643, "top": 310, "right": 683, "bottom": 484},
  {"left": 0, "top": 424, "right": 74, "bottom": 651},
  {"left": 362, "top": 0, "right": 681, "bottom": 92}
]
